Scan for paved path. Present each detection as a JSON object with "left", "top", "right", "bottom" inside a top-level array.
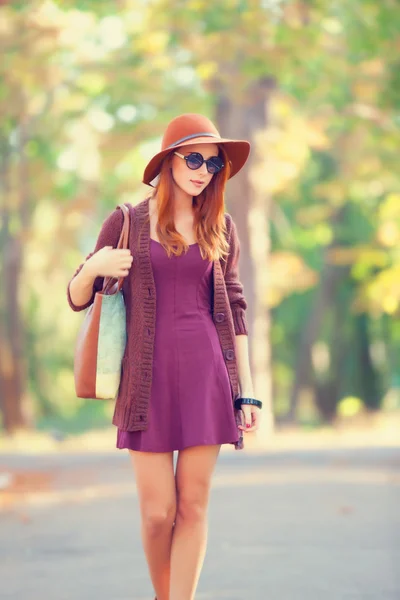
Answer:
[{"left": 1, "top": 444, "right": 399, "bottom": 599}]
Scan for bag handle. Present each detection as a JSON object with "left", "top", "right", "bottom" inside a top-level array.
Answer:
[{"left": 102, "top": 203, "right": 131, "bottom": 295}]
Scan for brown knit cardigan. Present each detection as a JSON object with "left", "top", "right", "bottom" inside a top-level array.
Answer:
[{"left": 67, "top": 197, "right": 248, "bottom": 436}]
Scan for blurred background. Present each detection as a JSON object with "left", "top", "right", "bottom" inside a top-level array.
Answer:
[
  {"left": 1, "top": 3, "right": 400, "bottom": 599},
  {"left": 1, "top": 0, "right": 400, "bottom": 445}
]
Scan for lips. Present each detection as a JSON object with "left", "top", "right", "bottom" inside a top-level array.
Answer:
[{"left": 191, "top": 180, "right": 204, "bottom": 185}]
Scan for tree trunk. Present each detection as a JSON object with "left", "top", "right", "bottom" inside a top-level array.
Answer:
[
  {"left": 355, "top": 313, "right": 381, "bottom": 410},
  {"left": 0, "top": 122, "right": 30, "bottom": 433},
  {"left": 286, "top": 203, "right": 353, "bottom": 423},
  {"left": 314, "top": 282, "right": 347, "bottom": 422},
  {"left": 215, "top": 77, "right": 276, "bottom": 436},
  {"left": 287, "top": 241, "right": 350, "bottom": 423}
]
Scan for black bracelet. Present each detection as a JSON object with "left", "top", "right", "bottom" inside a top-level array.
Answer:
[{"left": 234, "top": 397, "right": 263, "bottom": 411}]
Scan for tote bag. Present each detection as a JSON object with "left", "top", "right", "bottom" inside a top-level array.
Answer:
[{"left": 74, "top": 203, "right": 130, "bottom": 400}]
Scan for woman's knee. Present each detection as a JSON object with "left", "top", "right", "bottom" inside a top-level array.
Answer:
[
  {"left": 174, "top": 445, "right": 219, "bottom": 524},
  {"left": 142, "top": 503, "right": 176, "bottom": 536},
  {"left": 176, "top": 493, "right": 208, "bottom": 524}
]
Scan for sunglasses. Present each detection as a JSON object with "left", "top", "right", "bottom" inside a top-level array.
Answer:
[{"left": 174, "top": 151, "right": 224, "bottom": 174}]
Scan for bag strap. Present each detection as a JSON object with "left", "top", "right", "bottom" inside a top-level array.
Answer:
[{"left": 102, "top": 203, "right": 131, "bottom": 295}]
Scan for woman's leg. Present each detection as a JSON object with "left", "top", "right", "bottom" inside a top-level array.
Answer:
[
  {"left": 128, "top": 449, "right": 176, "bottom": 600},
  {"left": 169, "top": 444, "right": 221, "bottom": 600}
]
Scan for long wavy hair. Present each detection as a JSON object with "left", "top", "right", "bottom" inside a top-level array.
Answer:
[{"left": 142, "top": 144, "right": 232, "bottom": 262}]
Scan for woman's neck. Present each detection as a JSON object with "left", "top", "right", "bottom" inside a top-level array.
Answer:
[{"left": 152, "top": 192, "right": 194, "bottom": 218}]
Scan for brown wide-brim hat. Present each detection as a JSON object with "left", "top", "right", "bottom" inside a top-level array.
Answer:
[{"left": 142, "top": 113, "right": 251, "bottom": 187}]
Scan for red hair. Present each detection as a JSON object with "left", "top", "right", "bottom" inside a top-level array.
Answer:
[{"left": 142, "top": 145, "right": 232, "bottom": 262}]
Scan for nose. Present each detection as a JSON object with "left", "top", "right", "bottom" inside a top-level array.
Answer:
[{"left": 197, "top": 161, "right": 209, "bottom": 176}]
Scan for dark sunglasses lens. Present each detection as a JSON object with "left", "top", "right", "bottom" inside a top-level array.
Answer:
[
  {"left": 185, "top": 152, "right": 224, "bottom": 173},
  {"left": 186, "top": 153, "right": 203, "bottom": 169},
  {"left": 207, "top": 157, "right": 224, "bottom": 173}
]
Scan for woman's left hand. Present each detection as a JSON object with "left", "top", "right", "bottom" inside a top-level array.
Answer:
[{"left": 238, "top": 405, "right": 261, "bottom": 433}]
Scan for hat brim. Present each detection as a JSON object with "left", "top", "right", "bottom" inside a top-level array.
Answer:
[{"left": 142, "top": 137, "right": 251, "bottom": 187}]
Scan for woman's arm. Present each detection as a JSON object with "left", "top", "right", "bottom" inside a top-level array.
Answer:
[
  {"left": 224, "top": 215, "right": 254, "bottom": 395},
  {"left": 67, "top": 208, "right": 124, "bottom": 311},
  {"left": 235, "top": 334, "right": 254, "bottom": 397},
  {"left": 68, "top": 262, "right": 99, "bottom": 311},
  {"left": 224, "top": 216, "right": 248, "bottom": 336}
]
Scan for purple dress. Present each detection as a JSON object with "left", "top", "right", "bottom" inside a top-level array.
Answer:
[{"left": 116, "top": 238, "right": 240, "bottom": 452}]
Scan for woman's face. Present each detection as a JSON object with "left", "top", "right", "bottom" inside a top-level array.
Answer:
[{"left": 170, "top": 143, "right": 220, "bottom": 196}]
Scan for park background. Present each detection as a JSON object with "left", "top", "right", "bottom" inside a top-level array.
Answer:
[
  {"left": 1, "top": 3, "right": 399, "bottom": 599},
  {"left": 1, "top": 0, "right": 400, "bottom": 447}
]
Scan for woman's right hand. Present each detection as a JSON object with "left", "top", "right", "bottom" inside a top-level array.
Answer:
[{"left": 85, "top": 246, "right": 133, "bottom": 279}]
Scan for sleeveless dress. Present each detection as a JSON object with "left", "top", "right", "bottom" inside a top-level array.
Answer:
[{"left": 116, "top": 238, "right": 240, "bottom": 452}]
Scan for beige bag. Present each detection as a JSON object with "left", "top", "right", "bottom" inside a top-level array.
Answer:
[{"left": 73, "top": 203, "right": 130, "bottom": 400}]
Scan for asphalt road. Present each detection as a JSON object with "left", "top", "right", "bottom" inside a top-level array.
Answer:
[{"left": 1, "top": 444, "right": 399, "bottom": 599}]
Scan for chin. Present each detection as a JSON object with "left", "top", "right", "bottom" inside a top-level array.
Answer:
[{"left": 181, "top": 184, "right": 202, "bottom": 196}]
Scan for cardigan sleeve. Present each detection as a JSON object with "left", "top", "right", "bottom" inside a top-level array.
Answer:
[
  {"left": 224, "top": 215, "right": 249, "bottom": 336},
  {"left": 66, "top": 207, "right": 124, "bottom": 312}
]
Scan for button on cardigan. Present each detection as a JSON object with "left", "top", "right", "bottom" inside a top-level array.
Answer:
[{"left": 67, "top": 197, "right": 248, "bottom": 432}]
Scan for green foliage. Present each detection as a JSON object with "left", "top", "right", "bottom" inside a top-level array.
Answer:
[{"left": 1, "top": 0, "right": 399, "bottom": 432}]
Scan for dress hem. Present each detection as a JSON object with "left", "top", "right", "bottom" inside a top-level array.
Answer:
[{"left": 116, "top": 438, "right": 239, "bottom": 452}]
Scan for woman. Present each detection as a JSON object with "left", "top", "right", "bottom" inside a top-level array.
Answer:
[{"left": 67, "top": 113, "right": 262, "bottom": 600}]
